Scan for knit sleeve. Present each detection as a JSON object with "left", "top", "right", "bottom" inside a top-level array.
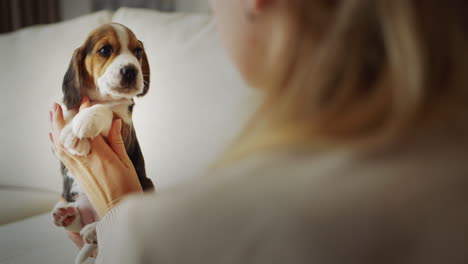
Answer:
[{"left": 94, "top": 195, "right": 148, "bottom": 264}]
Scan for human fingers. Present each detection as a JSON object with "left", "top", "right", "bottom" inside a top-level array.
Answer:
[
  {"left": 50, "top": 103, "right": 65, "bottom": 135},
  {"left": 49, "top": 104, "right": 77, "bottom": 165},
  {"left": 107, "top": 119, "right": 133, "bottom": 168}
]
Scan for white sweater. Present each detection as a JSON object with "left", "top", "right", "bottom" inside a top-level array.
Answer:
[{"left": 95, "top": 130, "right": 468, "bottom": 264}]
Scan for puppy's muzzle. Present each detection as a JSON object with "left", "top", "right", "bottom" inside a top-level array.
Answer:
[{"left": 121, "top": 64, "right": 138, "bottom": 83}]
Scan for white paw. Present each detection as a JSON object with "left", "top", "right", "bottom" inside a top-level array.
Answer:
[
  {"left": 52, "top": 201, "right": 82, "bottom": 233},
  {"left": 81, "top": 222, "right": 98, "bottom": 245},
  {"left": 72, "top": 106, "right": 113, "bottom": 139},
  {"left": 61, "top": 125, "right": 91, "bottom": 156}
]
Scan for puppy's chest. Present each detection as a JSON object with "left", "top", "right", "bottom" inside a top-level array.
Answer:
[{"left": 108, "top": 104, "right": 133, "bottom": 125}]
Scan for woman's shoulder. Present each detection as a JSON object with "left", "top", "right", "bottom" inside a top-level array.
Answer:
[{"left": 129, "top": 136, "right": 468, "bottom": 217}]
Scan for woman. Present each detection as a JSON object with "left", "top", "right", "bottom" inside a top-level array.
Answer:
[{"left": 50, "top": 0, "right": 468, "bottom": 263}]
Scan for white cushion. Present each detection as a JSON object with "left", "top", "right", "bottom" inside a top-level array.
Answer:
[
  {"left": 0, "top": 11, "right": 113, "bottom": 192},
  {"left": 112, "top": 8, "right": 256, "bottom": 188}
]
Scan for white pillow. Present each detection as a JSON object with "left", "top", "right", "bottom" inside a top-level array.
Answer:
[
  {"left": 112, "top": 8, "right": 256, "bottom": 188},
  {"left": 0, "top": 11, "right": 113, "bottom": 192}
]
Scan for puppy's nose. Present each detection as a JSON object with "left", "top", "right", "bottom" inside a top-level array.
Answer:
[{"left": 121, "top": 65, "right": 137, "bottom": 81}]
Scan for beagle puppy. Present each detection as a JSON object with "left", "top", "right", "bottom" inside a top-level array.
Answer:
[{"left": 51, "top": 23, "right": 154, "bottom": 264}]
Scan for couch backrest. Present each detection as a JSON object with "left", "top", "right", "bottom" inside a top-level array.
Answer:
[{"left": 0, "top": 8, "right": 255, "bottom": 192}]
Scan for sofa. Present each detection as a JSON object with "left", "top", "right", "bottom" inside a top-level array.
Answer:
[{"left": 0, "top": 8, "right": 255, "bottom": 263}]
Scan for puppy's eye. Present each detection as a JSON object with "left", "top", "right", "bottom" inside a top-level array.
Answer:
[
  {"left": 98, "top": 45, "right": 113, "bottom": 57},
  {"left": 134, "top": 48, "right": 143, "bottom": 59}
]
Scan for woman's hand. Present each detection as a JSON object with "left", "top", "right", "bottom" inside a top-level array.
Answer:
[{"left": 49, "top": 98, "right": 143, "bottom": 217}]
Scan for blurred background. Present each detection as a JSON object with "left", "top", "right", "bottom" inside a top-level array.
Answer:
[{"left": 0, "top": 0, "right": 211, "bottom": 33}]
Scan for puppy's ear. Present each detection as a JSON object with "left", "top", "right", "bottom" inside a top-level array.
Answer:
[
  {"left": 137, "top": 41, "right": 150, "bottom": 97},
  {"left": 62, "top": 47, "right": 84, "bottom": 109}
]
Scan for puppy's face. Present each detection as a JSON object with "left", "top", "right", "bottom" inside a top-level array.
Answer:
[{"left": 63, "top": 23, "right": 150, "bottom": 108}]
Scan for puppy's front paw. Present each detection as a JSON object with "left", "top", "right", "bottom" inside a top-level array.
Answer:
[
  {"left": 61, "top": 125, "right": 91, "bottom": 156},
  {"left": 81, "top": 222, "right": 98, "bottom": 245},
  {"left": 72, "top": 107, "right": 113, "bottom": 139},
  {"left": 53, "top": 201, "right": 82, "bottom": 233}
]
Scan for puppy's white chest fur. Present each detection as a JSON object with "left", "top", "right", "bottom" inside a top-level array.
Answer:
[{"left": 60, "top": 102, "right": 131, "bottom": 156}]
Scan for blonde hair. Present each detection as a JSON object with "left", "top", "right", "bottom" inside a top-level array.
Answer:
[{"left": 219, "top": 0, "right": 468, "bottom": 166}]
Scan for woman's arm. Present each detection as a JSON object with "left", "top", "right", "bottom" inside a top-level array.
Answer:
[{"left": 49, "top": 99, "right": 143, "bottom": 217}]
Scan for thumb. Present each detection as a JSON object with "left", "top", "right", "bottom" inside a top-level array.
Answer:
[
  {"left": 79, "top": 97, "right": 91, "bottom": 112},
  {"left": 108, "top": 119, "right": 133, "bottom": 167}
]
